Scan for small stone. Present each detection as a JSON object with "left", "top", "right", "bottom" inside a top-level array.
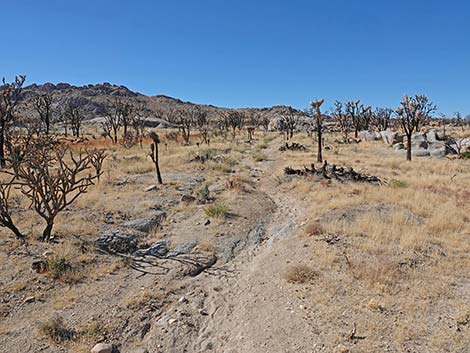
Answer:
[
  {"left": 168, "top": 318, "right": 177, "bottom": 325},
  {"left": 181, "top": 194, "right": 196, "bottom": 203},
  {"left": 91, "top": 343, "right": 113, "bottom": 353},
  {"left": 179, "top": 296, "right": 188, "bottom": 303}
]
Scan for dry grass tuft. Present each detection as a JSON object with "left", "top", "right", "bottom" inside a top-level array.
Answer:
[
  {"left": 205, "top": 202, "right": 230, "bottom": 218},
  {"left": 284, "top": 264, "right": 318, "bottom": 284}
]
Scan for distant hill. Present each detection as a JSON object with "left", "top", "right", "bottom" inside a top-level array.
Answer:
[{"left": 19, "top": 82, "right": 305, "bottom": 121}]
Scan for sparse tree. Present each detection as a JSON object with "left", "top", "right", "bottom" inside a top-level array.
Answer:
[
  {"left": 33, "top": 93, "right": 54, "bottom": 134},
  {"left": 9, "top": 144, "right": 101, "bottom": 241},
  {"left": 359, "top": 105, "right": 372, "bottom": 131},
  {"left": 64, "top": 101, "right": 83, "bottom": 138},
  {"left": 279, "top": 106, "right": 299, "bottom": 140},
  {"left": 345, "top": 100, "right": 364, "bottom": 139},
  {"left": 453, "top": 112, "right": 465, "bottom": 131},
  {"left": 244, "top": 114, "right": 260, "bottom": 142},
  {"left": 259, "top": 114, "right": 270, "bottom": 133},
  {"left": 372, "top": 107, "right": 393, "bottom": 131},
  {"left": 310, "top": 99, "right": 325, "bottom": 163},
  {"left": 194, "top": 107, "right": 210, "bottom": 145},
  {"left": 89, "top": 149, "right": 107, "bottom": 183},
  {"left": 131, "top": 105, "right": 147, "bottom": 148},
  {"left": 396, "top": 94, "right": 437, "bottom": 161},
  {"left": 332, "top": 101, "right": 351, "bottom": 143},
  {"left": 102, "top": 98, "right": 133, "bottom": 143},
  {"left": 411, "top": 95, "right": 436, "bottom": 132},
  {"left": 148, "top": 131, "right": 163, "bottom": 184},
  {"left": 0, "top": 75, "right": 26, "bottom": 167},
  {"left": 225, "top": 110, "right": 244, "bottom": 140},
  {"left": 166, "top": 107, "right": 194, "bottom": 145}
]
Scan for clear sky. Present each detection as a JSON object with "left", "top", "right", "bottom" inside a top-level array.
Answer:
[{"left": 2, "top": 0, "right": 469, "bottom": 114}]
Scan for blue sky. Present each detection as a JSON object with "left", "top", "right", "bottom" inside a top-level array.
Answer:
[{"left": 2, "top": 0, "right": 469, "bottom": 114}]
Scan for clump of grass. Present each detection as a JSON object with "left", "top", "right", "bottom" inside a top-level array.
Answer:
[
  {"left": 253, "top": 152, "right": 266, "bottom": 162},
  {"left": 255, "top": 141, "right": 268, "bottom": 150},
  {"left": 39, "top": 315, "right": 76, "bottom": 343},
  {"left": 205, "top": 202, "right": 229, "bottom": 218},
  {"left": 284, "top": 264, "right": 318, "bottom": 284},
  {"left": 46, "top": 244, "right": 82, "bottom": 282},
  {"left": 125, "top": 164, "right": 154, "bottom": 175},
  {"left": 47, "top": 254, "right": 73, "bottom": 280},
  {"left": 126, "top": 288, "right": 163, "bottom": 309},
  {"left": 389, "top": 179, "right": 408, "bottom": 188}
]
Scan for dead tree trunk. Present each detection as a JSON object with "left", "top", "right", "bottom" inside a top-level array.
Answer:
[
  {"left": 310, "top": 99, "right": 325, "bottom": 163},
  {"left": 149, "top": 132, "right": 163, "bottom": 184}
]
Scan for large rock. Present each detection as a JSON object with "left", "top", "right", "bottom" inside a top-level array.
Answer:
[
  {"left": 95, "top": 233, "right": 138, "bottom": 254},
  {"left": 359, "top": 130, "right": 381, "bottom": 141},
  {"left": 91, "top": 343, "right": 113, "bottom": 353},
  {"left": 393, "top": 142, "right": 405, "bottom": 150},
  {"left": 426, "top": 129, "right": 438, "bottom": 142},
  {"left": 429, "top": 144, "right": 457, "bottom": 157},
  {"left": 380, "top": 130, "right": 404, "bottom": 145},
  {"left": 411, "top": 132, "right": 427, "bottom": 142},
  {"left": 411, "top": 141, "right": 428, "bottom": 150},
  {"left": 123, "top": 210, "right": 166, "bottom": 233},
  {"left": 412, "top": 149, "right": 430, "bottom": 157}
]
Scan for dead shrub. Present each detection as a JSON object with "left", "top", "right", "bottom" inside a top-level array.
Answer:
[
  {"left": 284, "top": 264, "right": 318, "bottom": 284},
  {"left": 38, "top": 315, "right": 76, "bottom": 343},
  {"left": 225, "top": 176, "right": 245, "bottom": 191},
  {"left": 304, "top": 221, "right": 324, "bottom": 236}
]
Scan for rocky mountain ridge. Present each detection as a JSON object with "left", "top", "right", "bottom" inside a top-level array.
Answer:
[{"left": 20, "top": 82, "right": 304, "bottom": 120}]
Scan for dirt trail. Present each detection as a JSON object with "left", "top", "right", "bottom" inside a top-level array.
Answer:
[{"left": 189, "top": 136, "right": 313, "bottom": 353}]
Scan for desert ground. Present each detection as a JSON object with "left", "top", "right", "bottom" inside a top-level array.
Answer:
[{"left": 0, "top": 124, "right": 469, "bottom": 353}]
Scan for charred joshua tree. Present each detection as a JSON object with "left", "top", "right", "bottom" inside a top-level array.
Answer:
[
  {"left": 89, "top": 149, "right": 107, "bottom": 183},
  {"left": 310, "top": 99, "right": 325, "bottom": 163},
  {"left": 148, "top": 131, "right": 163, "bottom": 184},
  {"left": 222, "top": 110, "right": 243, "bottom": 140},
  {"left": 131, "top": 105, "right": 147, "bottom": 148},
  {"left": 373, "top": 107, "right": 393, "bottom": 131},
  {"left": 359, "top": 105, "right": 373, "bottom": 131},
  {"left": 396, "top": 94, "right": 436, "bottom": 161},
  {"left": 64, "top": 101, "right": 83, "bottom": 138},
  {"left": 0, "top": 176, "right": 24, "bottom": 240},
  {"left": 166, "top": 107, "right": 194, "bottom": 145},
  {"left": 33, "top": 93, "right": 54, "bottom": 135},
  {"left": 103, "top": 98, "right": 133, "bottom": 143},
  {"left": 259, "top": 114, "right": 270, "bottom": 133},
  {"left": 9, "top": 143, "right": 102, "bottom": 241},
  {"left": 194, "top": 107, "right": 210, "bottom": 145},
  {"left": 0, "top": 75, "right": 26, "bottom": 167},
  {"left": 332, "top": 101, "right": 352, "bottom": 143},
  {"left": 345, "top": 100, "right": 361, "bottom": 139},
  {"left": 246, "top": 126, "right": 256, "bottom": 143},
  {"left": 279, "top": 106, "right": 299, "bottom": 140}
]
